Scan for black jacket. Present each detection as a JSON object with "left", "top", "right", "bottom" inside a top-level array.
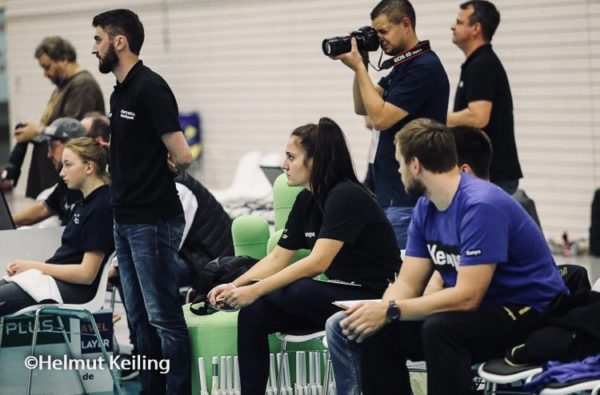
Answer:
[{"left": 176, "top": 172, "right": 234, "bottom": 270}]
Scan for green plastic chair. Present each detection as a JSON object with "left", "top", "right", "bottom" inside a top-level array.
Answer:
[
  {"left": 232, "top": 173, "right": 307, "bottom": 260},
  {"left": 272, "top": 173, "right": 304, "bottom": 231},
  {"left": 232, "top": 215, "right": 270, "bottom": 260}
]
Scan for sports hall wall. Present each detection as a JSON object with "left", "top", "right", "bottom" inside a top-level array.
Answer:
[{"left": 3, "top": 0, "right": 599, "bottom": 239}]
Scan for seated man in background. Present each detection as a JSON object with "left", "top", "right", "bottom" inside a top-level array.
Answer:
[
  {"left": 80, "top": 111, "right": 110, "bottom": 145},
  {"left": 11, "top": 118, "right": 86, "bottom": 227},
  {"left": 450, "top": 124, "right": 492, "bottom": 180},
  {"left": 451, "top": 124, "right": 541, "bottom": 228},
  {"left": 325, "top": 118, "right": 567, "bottom": 395}
]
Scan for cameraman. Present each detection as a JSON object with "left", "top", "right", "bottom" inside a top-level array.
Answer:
[{"left": 332, "top": 0, "right": 449, "bottom": 249}]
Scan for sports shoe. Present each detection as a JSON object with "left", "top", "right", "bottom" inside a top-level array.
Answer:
[{"left": 117, "top": 354, "right": 139, "bottom": 381}]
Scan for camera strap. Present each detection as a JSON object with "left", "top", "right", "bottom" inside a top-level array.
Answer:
[{"left": 374, "top": 40, "right": 432, "bottom": 71}]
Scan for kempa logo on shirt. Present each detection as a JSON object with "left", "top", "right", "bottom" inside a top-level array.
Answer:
[
  {"left": 73, "top": 213, "right": 80, "bottom": 225},
  {"left": 465, "top": 249, "right": 482, "bottom": 256},
  {"left": 305, "top": 232, "right": 316, "bottom": 239},
  {"left": 427, "top": 243, "right": 460, "bottom": 269},
  {"left": 120, "top": 109, "right": 135, "bottom": 120}
]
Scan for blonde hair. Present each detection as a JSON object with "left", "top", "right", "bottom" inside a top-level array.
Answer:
[{"left": 64, "top": 137, "right": 110, "bottom": 183}]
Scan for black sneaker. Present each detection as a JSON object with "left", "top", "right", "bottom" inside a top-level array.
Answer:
[
  {"left": 120, "top": 366, "right": 139, "bottom": 381},
  {"left": 117, "top": 355, "right": 139, "bottom": 381}
]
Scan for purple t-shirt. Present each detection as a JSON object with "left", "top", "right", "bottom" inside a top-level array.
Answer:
[{"left": 406, "top": 173, "right": 567, "bottom": 311}]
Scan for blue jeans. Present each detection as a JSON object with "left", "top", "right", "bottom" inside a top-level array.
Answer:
[
  {"left": 114, "top": 214, "right": 191, "bottom": 395},
  {"left": 326, "top": 311, "right": 363, "bottom": 395},
  {"left": 493, "top": 179, "right": 519, "bottom": 195},
  {"left": 384, "top": 206, "right": 414, "bottom": 250}
]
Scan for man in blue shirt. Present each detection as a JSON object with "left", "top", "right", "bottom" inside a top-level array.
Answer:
[
  {"left": 332, "top": 0, "right": 449, "bottom": 249},
  {"left": 325, "top": 119, "right": 567, "bottom": 395}
]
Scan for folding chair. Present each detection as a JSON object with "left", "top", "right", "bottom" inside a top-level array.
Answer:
[{"left": 0, "top": 261, "right": 122, "bottom": 395}]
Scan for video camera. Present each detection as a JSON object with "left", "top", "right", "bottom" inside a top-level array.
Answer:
[{"left": 322, "top": 26, "right": 379, "bottom": 57}]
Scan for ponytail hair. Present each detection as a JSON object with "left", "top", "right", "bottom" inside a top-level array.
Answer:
[
  {"left": 291, "top": 117, "right": 361, "bottom": 208},
  {"left": 64, "top": 137, "right": 110, "bottom": 184}
]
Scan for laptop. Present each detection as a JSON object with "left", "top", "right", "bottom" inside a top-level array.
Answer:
[
  {"left": 260, "top": 165, "right": 283, "bottom": 186},
  {"left": 0, "top": 188, "right": 17, "bottom": 230}
]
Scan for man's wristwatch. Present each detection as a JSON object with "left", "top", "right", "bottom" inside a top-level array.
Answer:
[{"left": 386, "top": 300, "right": 401, "bottom": 323}]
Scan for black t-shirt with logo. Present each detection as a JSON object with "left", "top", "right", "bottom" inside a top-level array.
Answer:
[
  {"left": 44, "top": 178, "right": 83, "bottom": 226},
  {"left": 278, "top": 181, "right": 401, "bottom": 294},
  {"left": 109, "top": 60, "right": 183, "bottom": 223},
  {"left": 46, "top": 185, "right": 114, "bottom": 303}
]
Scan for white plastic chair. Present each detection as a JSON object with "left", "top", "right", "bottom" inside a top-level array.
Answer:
[
  {"left": 0, "top": 261, "right": 122, "bottom": 395},
  {"left": 260, "top": 151, "right": 283, "bottom": 168},
  {"left": 211, "top": 151, "right": 272, "bottom": 204},
  {"left": 275, "top": 330, "right": 328, "bottom": 395}
]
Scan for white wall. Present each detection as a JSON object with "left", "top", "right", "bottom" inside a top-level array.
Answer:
[{"left": 4, "top": 0, "right": 600, "bottom": 239}]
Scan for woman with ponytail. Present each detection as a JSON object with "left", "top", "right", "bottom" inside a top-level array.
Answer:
[
  {"left": 1, "top": 137, "right": 113, "bottom": 315},
  {"left": 208, "top": 117, "right": 401, "bottom": 394}
]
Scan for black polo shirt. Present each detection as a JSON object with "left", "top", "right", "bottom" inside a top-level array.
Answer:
[
  {"left": 278, "top": 182, "right": 401, "bottom": 295},
  {"left": 46, "top": 185, "right": 114, "bottom": 303},
  {"left": 109, "top": 61, "right": 183, "bottom": 223},
  {"left": 453, "top": 44, "right": 523, "bottom": 182}
]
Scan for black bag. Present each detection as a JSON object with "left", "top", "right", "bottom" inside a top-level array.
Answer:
[
  {"left": 189, "top": 255, "right": 258, "bottom": 295},
  {"left": 590, "top": 189, "right": 600, "bottom": 256},
  {"left": 188, "top": 255, "right": 258, "bottom": 316}
]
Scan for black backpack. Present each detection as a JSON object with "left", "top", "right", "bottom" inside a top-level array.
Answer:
[
  {"left": 189, "top": 255, "right": 258, "bottom": 296},
  {"left": 188, "top": 255, "right": 258, "bottom": 316}
]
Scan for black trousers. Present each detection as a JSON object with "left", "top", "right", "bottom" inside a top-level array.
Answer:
[
  {"left": 0, "top": 279, "right": 37, "bottom": 316},
  {"left": 237, "top": 278, "right": 377, "bottom": 395},
  {"left": 361, "top": 305, "right": 543, "bottom": 395}
]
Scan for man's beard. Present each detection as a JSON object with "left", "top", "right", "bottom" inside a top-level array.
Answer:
[
  {"left": 98, "top": 44, "right": 119, "bottom": 74},
  {"left": 405, "top": 178, "right": 426, "bottom": 198}
]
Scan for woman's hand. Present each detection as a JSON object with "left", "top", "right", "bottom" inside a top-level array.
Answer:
[
  {"left": 6, "top": 260, "right": 38, "bottom": 276},
  {"left": 207, "top": 283, "right": 236, "bottom": 307},
  {"left": 221, "top": 284, "right": 261, "bottom": 309}
]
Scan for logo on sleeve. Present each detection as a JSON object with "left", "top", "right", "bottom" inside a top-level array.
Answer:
[
  {"left": 465, "top": 249, "right": 482, "bottom": 257},
  {"left": 305, "top": 232, "right": 316, "bottom": 239}
]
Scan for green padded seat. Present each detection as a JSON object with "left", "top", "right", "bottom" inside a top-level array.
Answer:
[
  {"left": 272, "top": 174, "right": 304, "bottom": 231},
  {"left": 231, "top": 215, "right": 270, "bottom": 259}
]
